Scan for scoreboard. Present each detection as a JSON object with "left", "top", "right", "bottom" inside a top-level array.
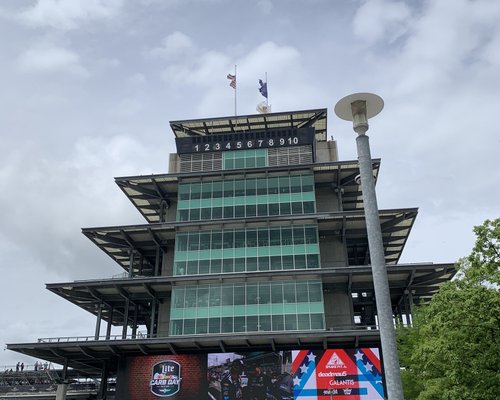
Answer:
[{"left": 175, "top": 127, "right": 315, "bottom": 154}]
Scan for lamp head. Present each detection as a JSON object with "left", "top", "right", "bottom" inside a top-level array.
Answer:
[{"left": 334, "top": 93, "right": 384, "bottom": 135}]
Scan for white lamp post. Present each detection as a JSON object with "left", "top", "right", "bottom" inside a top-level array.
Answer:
[{"left": 335, "top": 93, "right": 404, "bottom": 400}]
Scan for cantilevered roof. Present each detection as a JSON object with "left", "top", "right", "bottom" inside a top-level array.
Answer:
[
  {"left": 82, "top": 207, "right": 416, "bottom": 276},
  {"left": 7, "top": 262, "right": 455, "bottom": 374},
  {"left": 115, "top": 159, "right": 380, "bottom": 224},
  {"left": 170, "top": 108, "right": 327, "bottom": 142}
]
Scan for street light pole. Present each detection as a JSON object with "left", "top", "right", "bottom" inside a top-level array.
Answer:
[{"left": 335, "top": 93, "right": 404, "bottom": 400}]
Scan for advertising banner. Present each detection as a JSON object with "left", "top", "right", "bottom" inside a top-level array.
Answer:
[{"left": 120, "top": 348, "right": 384, "bottom": 400}]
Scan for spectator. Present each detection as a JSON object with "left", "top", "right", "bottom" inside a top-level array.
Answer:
[{"left": 20, "top": 362, "right": 24, "bottom": 372}]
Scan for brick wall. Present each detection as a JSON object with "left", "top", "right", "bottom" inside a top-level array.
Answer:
[{"left": 121, "top": 354, "right": 207, "bottom": 400}]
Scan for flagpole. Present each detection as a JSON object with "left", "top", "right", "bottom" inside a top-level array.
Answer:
[
  {"left": 234, "top": 65, "right": 237, "bottom": 117},
  {"left": 265, "top": 72, "right": 269, "bottom": 109}
]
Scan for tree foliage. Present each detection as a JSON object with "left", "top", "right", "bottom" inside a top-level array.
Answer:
[{"left": 398, "top": 218, "right": 500, "bottom": 400}]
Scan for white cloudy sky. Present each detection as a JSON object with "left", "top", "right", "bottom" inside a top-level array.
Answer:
[{"left": 1, "top": 0, "right": 499, "bottom": 366}]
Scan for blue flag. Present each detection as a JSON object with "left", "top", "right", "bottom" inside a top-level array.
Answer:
[{"left": 259, "top": 79, "right": 268, "bottom": 98}]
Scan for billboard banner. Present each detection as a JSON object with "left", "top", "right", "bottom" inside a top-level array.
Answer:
[{"left": 119, "top": 348, "right": 384, "bottom": 400}]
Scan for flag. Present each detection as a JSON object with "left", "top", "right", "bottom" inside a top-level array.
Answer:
[
  {"left": 256, "top": 101, "right": 269, "bottom": 114},
  {"left": 258, "top": 79, "right": 268, "bottom": 98},
  {"left": 227, "top": 73, "right": 236, "bottom": 89}
]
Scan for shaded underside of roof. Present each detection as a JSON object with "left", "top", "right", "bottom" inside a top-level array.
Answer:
[
  {"left": 114, "top": 159, "right": 381, "bottom": 224},
  {"left": 170, "top": 108, "right": 327, "bottom": 142},
  {"left": 81, "top": 207, "right": 415, "bottom": 276}
]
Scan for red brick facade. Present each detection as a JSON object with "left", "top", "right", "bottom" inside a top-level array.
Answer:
[{"left": 124, "top": 354, "right": 207, "bottom": 400}]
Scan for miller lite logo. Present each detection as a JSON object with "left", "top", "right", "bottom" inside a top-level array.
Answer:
[{"left": 150, "top": 360, "right": 182, "bottom": 397}]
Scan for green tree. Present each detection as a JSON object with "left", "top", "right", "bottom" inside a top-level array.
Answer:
[{"left": 398, "top": 218, "right": 500, "bottom": 400}]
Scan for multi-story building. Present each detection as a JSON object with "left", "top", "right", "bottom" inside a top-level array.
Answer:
[{"left": 7, "top": 108, "right": 455, "bottom": 399}]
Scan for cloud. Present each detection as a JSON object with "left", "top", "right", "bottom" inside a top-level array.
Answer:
[
  {"left": 19, "top": 0, "right": 123, "bottom": 30},
  {"left": 353, "top": 0, "right": 412, "bottom": 44},
  {"left": 18, "top": 44, "right": 88, "bottom": 76},
  {"left": 149, "top": 31, "right": 195, "bottom": 59},
  {"left": 257, "top": 0, "right": 273, "bottom": 15}
]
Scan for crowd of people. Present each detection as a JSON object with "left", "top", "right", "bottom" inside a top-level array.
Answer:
[{"left": 2, "top": 361, "right": 51, "bottom": 373}]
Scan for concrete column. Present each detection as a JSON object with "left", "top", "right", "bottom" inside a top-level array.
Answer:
[
  {"left": 55, "top": 383, "right": 68, "bottom": 400},
  {"left": 106, "top": 308, "right": 113, "bottom": 339},
  {"left": 94, "top": 303, "right": 102, "bottom": 340}
]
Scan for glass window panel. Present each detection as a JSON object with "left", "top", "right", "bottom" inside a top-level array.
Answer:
[
  {"left": 279, "top": 176, "right": 290, "bottom": 193},
  {"left": 296, "top": 283, "right": 309, "bottom": 302},
  {"left": 268, "top": 177, "right": 279, "bottom": 194},
  {"left": 270, "top": 229, "right": 281, "bottom": 246},
  {"left": 190, "top": 183, "right": 201, "bottom": 199},
  {"left": 246, "top": 158, "right": 256, "bottom": 168},
  {"left": 212, "top": 232, "right": 222, "bottom": 249},
  {"left": 175, "top": 261, "right": 186, "bottom": 275},
  {"left": 256, "top": 157, "right": 266, "bottom": 167},
  {"left": 223, "top": 181, "right": 234, "bottom": 197},
  {"left": 223, "top": 206, "right": 234, "bottom": 219},
  {"left": 197, "top": 318, "right": 208, "bottom": 334},
  {"left": 210, "top": 259, "right": 222, "bottom": 274},
  {"left": 258, "top": 229, "right": 269, "bottom": 247},
  {"left": 177, "top": 235, "right": 188, "bottom": 251},
  {"left": 234, "top": 316, "right": 245, "bottom": 332},
  {"left": 281, "top": 228, "right": 293, "bottom": 245},
  {"left": 246, "top": 204, "right": 256, "bottom": 217},
  {"left": 247, "top": 316, "right": 258, "bottom": 332},
  {"left": 295, "top": 255, "right": 306, "bottom": 270},
  {"left": 171, "top": 320, "right": 183, "bottom": 335},
  {"left": 188, "top": 233, "right": 200, "bottom": 251},
  {"left": 246, "top": 284, "right": 258, "bottom": 304},
  {"left": 209, "top": 317, "right": 221, "bottom": 333},
  {"left": 201, "top": 182, "right": 212, "bottom": 199},
  {"left": 290, "top": 176, "right": 302, "bottom": 193},
  {"left": 271, "top": 283, "right": 283, "bottom": 303},
  {"left": 173, "top": 288, "right": 185, "bottom": 308},
  {"left": 291, "top": 202, "right": 303, "bottom": 214},
  {"left": 178, "top": 184, "right": 190, "bottom": 200},
  {"left": 311, "top": 314, "right": 324, "bottom": 329},
  {"left": 257, "top": 179, "right": 267, "bottom": 195},
  {"left": 184, "top": 319, "right": 195, "bottom": 335},
  {"left": 209, "top": 286, "right": 221, "bottom": 306},
  {"left": 224, "top": 159, "right": 234, "bottom": 169},
  {"left": 234, "top": 180, "right": 245, "bottom": 196},
  {"left": 187, "top": 261, "right": 198, "bottom": 275},
  {"left": 212, "top": 207, "right": 222, "bottom": 219},
  {"left": 234, "top": 286, "right": 245, "bottom": 305},
  {"left": 212, "top": 181, "right": 223, "bottom": 198},
  {"left": 270, "top": 256, "right": 282, "bottom": 271},
  {"left": 178, "top": 210, "right": 189, "bottom": 221},
  {"left": 269, "top": 203, "right": 280, "bottom": 216},
  {"left": 197, "top": 287, "right": 209, "bottom": 307},
  {"left": 185, "top": 288, "right": 197, "bottom": 308},
  {"left": 247, "top": 257, "right": 258, "bottom": 272},
  {"left": 234, "top": 258, "right": 245, "bottom": 272},
  {"left": 297, "top": 314, "right": 310, "bottom": 330},
  {"left": 222, "top": 286, "right": 233, "bottom": 306},
  {"left": 309, "top": 282, "right": 322, "bottom": 302},
  {"left": 279, "top": 202, "right": 291, "bottom": 215},
  {"left": 234, "top": 231, "right": 245, "bottom": 248},
  {"left": 258, "top": 256, "right": 270, "bottom": 271},
  {"left": 223, "top": 258, "right": 234, "bottom": 273},
  {"left": 257, "top": 204, "right": 268, "bottom": 216},
  {"left": 246, "top": 229, "right": 257, "bottom": 247},
  {"left": 199, "top": 260, "right": 210, "bottom": 275},
  {"left": 307, "top": 254, "right": 319, "bottom": 269},
  {"left": 283, "top": 283, "right": 296, "bottom": 303},
  {"left": 305, "top": 227, "right": 317, "bottom": 244},
  {"left": 302, "top": 175, "right": 314, "bottom": 192},
  {"left": 285, "top": 314, "right": 298, "bottom": 330},
  {"left": 303, "top": 201, "right": 315, "bottom": 214},
  {"left": 293, "top": 227, "right": 305, "bottom": 245},
  {"left": 246, "top": 178, "right": 256, "bottom": 196},
  {"left": 235, "top": 158, "right": 245, "bottom": 169},
  {"left": 283, "top": 255, "right": 294, "bottom": 270},
  {"left": 190, "top": 208, "right": 201, "bottom": 220},
  {"left": 223, "top": 231, "right": 234, "bottom": 248},
  {"left": 222, "top": 317, "right": 233, "bottom": 333},
  {"left": 259, "top": 283, "right": 271, "bottom": 304},
  {"left": 234, "top": 205, "right": 245, "bottom": 218},
  {"left": 259, "top": 315, "right": 271, "bottom": 331},
  {"left": 199, "top": 233, "right": 211, "bottom": 249},
  {"left": 272, "top": 315, "right": 284, "bottom": 331}
]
